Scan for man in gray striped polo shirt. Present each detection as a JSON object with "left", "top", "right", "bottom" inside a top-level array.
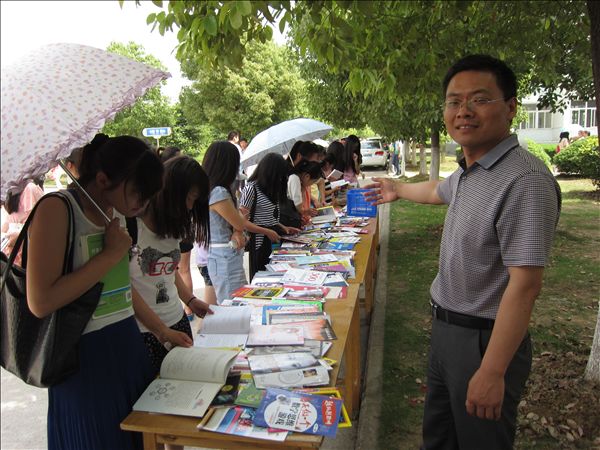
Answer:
[{"left": 366, "top": 55, "right": 561, "bottom": 449}]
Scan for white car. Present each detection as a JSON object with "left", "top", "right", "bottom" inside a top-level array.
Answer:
[{"left": 360, "top": 138, "right": 388, "bottom": 169}]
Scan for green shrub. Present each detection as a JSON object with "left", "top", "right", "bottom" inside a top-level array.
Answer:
[
  {"left": 541, "top": 143, "right": 558, "bottom": 161},
  {"left": 525, "top": 140, "right": 553, "bottom": 170},
  {"left": 554, "top": 137, "right": 600, "bottom": 187}
]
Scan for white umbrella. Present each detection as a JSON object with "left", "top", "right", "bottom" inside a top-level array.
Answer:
[
  {"left": 1, "top": 43, "right": 170, "bottom": 201},
  {"left": 241, "top": 118, "right": 333, "bottom": 169}
]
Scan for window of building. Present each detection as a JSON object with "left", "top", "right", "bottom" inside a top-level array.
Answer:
[
  {"left": 517, "top": 104, "right": 553, "bottom": 129},
  {"left": 571, "top": 100, "right": 597, "bottom": 128}
]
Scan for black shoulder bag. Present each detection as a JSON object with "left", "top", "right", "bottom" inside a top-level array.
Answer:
[{"left": 0, "top": 192, "right": 102, "bottom": 387}]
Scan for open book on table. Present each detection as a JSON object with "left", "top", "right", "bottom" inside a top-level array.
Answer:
[
  {"left": 133, "top": 347, "right": 239, "bottom": 418},
  {"left": 194, "top": 305, "right": 252, "bottom": 348}
]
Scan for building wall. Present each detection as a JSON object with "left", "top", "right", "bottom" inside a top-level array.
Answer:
[{"left": 515, "top": 95, "right": 596, "bottom": 144}]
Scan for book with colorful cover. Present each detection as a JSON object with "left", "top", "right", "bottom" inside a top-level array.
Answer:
[
  {"left": 229, "top": 286, "right": 288, "bottom": 299},
  {"left": 198, "top": 406, "right": 288, "bottom": 441},
  {"left": 253, "top": 388, "right": 343, "bottom": 437},
  {"left": 81, "top": 233, "right": 132, "bottom": 319},
  {"left": 294, "top": 387, "right": 352, "bottom": 428},
  {"left": 320, "top": 241, "right": 356, "bottom": 251},
  {"left": 235, "top": 376, "right": 265, "bottom": 408},
  {"left": 210, "top": 373, "right": 242, "bottom": 408}
]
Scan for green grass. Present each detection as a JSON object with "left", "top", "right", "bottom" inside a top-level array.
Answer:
[{"left": 378, "top": 177, "right": 600, "bottom": 449}]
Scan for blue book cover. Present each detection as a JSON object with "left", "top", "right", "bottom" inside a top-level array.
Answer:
[
  {"left": 320, "top": 241, "right": 355, "bottom": 251},
  {"left": 253, "top": 388, "right": 343, "bottom": 437}
]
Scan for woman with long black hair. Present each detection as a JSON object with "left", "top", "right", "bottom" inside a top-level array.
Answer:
[
  {"left": 128, "top": 155, "right": 212, "bottom": 372},
  {"left": 240, "top": 153, "right": 301, "bottom": 280}
]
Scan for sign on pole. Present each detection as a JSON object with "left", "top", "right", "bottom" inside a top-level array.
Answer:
[{"left": 142, "top": 127, "right": 172, "bottom": 148}]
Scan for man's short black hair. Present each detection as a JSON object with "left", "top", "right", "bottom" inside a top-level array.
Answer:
[{"left": 443, "top": 54, "right": 517, "bottom": 100}]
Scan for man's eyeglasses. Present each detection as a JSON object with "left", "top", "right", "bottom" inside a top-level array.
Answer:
[{"left": 443, "top": 97, "right": 507, "bottom": 112}]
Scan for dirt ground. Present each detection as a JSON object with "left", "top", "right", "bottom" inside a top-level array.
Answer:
[{"left": 515, "top": 351, "right": 600, "bottom": 449}]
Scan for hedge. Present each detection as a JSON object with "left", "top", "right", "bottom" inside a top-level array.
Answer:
[
  {"left": 554, "top": 136, "right": 600, "bottom": 188},
  {"left": 525, "top": 140, "right": 553, "bottom": 170}
]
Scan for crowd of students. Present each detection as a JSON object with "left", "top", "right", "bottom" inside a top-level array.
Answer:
[{"left": 0, "top": 132, "right": 364, "bottom": 450}]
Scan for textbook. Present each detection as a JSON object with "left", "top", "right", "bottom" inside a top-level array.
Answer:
[
  {"left": 133, "top": 347, "right": 239, "bottom": 418},
  {"left": 253, "top": 388, "right": 343, "bottom": 437},
  {"left": 311, "top": 206, "right": 337, "bottom": 224},
  {"left": 198, "top": 406, "right": 288, "bottom": 441},
  {"left": 194, "top": 305, "right": 252, "bottom": 348},
  {"left": 81, "top": 232, "right": 132, "bottom": 318}
]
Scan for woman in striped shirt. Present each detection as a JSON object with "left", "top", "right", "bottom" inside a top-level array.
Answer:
[{"left": 240, "top": 153, "right": 301, "bottom": 279}]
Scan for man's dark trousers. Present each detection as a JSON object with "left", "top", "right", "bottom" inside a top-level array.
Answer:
[{"left": 422, "top": 319, "right": 532, "bottom": 450}]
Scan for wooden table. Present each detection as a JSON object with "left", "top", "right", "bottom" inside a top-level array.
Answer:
[
  {"left": 121, "top": 285, "right": 361, "bottom": 450},
  {"left": 348, "top": 216, "right": 379, "bottom": 314}
]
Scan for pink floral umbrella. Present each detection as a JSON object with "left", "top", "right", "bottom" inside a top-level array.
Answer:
[{"left": 0, "top": 43, "right": 170, "bottom": 201}]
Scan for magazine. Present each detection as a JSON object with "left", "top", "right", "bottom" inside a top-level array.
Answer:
[
  {"left": 253, "top": 388, "right": 343, "bottom": 437},
  {"left": 252, "top": 365, "right": 330, "bottom": 389},
  {"left": 198, "top": 406, "right": 288, "bottom": 441},
  {"left": 247, "top": 325, "right": 304, "bottom": 346},
  {"left": 248, "top": 352, "right": 321, "bottom": 374}
]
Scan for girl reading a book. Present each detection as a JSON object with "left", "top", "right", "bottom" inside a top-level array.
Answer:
[
  {"left": 129, "top": 155, "right": 212, "bottom": 371},
  {"left": 26, "top": 134, "right": 164, "bottom": 450},
  {"left": 287, "top": 160, "right": 323, "bottom": 225},
  {"left": 240, "top": 153, "right": 301, "bottom": 280},
  {"left": 202, "top": 141, "right": 250, "bottom": 303}
]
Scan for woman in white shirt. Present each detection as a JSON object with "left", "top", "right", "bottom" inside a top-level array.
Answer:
[{"left": 129, "top": 155, "right": 213, "bottom": 371}]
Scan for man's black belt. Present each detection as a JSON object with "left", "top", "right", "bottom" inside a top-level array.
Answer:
[{"left": 430, "top": 300, "right": 495, "bottom": 330}]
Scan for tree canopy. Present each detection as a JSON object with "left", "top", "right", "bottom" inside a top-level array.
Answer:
[
  {"left": 101, "top": 41, "right": 176, "bottom": 142},
  {"left": 179, "top": 39, "right": 306, "bottom": 138}
]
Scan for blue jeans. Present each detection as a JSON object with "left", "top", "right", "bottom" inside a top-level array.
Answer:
[{"left": 207, "top": 246, "right": 247, "bottom": 303}]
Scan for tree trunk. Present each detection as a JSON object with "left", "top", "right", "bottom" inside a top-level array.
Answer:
[
  {"left": 402, "top": 140, "right": 409, "bottom": 176},
  {"left": 410, "top": 140, "right": 417, "bottom": 165},
  {"left": 585, "top": 301, "right": 600, "bottom": 383},
  {"left": 419, "top": 143, "right": 428, "bottom": 176},
  {"left": 587, "top": 1, "right": 600, "bottom": 140},
  {"left": 429, "top": 128, "right": 440, "bottom": 181}
]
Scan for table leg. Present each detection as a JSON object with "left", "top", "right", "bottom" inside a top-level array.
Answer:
[
  {"left": 345, "top": 301, "right": 361, "bottom": 418},
  {"left": 143, "top": 432, "right": 159, "bottom": 450}
]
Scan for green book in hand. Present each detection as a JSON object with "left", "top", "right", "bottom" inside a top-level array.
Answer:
[{"left": 81, "top": 232, "right": 132, "bottom": 319}]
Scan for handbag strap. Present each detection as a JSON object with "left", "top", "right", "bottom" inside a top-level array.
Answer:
[{"left": 1, "top": 192, "right": 75, "bottom": 290}]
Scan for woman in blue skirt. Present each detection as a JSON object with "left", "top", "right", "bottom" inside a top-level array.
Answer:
[{"left": 26, "top": 134, "right": 164, "bottom": 450}]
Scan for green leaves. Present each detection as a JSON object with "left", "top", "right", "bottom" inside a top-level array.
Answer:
[{"left": 204, "top": 14, "right": 217, "bottom": 36}]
